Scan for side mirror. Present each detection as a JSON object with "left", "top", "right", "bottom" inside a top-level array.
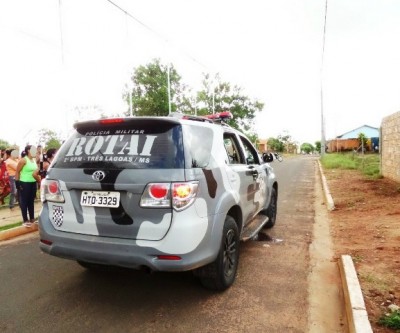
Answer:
[
  {"left": 262, "top": 152, "right": 283, "bottom": 163},
  {"left": 262, "top": 153, "right": 274, "bottom": 163}
]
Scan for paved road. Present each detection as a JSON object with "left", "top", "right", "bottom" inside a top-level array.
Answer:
[{"left": 0, "top": 156, "right": 336, "bottom": 333}]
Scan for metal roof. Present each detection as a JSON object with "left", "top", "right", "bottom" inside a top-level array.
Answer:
[{"left": 337, "top": 125, "right": 379, "bottom": 139}]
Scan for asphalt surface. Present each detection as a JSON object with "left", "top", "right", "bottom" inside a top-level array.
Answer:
[{"left": 0, "top": 156, "right": 348, "bottom": 332}]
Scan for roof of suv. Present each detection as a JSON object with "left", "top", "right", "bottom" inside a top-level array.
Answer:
[{"left": 74, "top": 111, "right": 234, "bottom": 130}]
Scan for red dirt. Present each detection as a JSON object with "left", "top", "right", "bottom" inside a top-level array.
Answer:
[{"left": 325, "top": 168, "right": 400, "bottom": 333}]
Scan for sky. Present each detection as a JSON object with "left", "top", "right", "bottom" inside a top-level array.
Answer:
[{"left": 1, "top": 0, "right": 400, "bottom": 148}]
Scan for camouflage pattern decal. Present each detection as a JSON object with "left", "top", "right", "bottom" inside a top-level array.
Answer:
[
  {"left": 137, "top": 198, "right": 208, "bottom": 254},
  {"left": 202, "top": 169, "right": 217, "bottom": 198},
  {"left": 83, "top": 168, "right": 133, "bottom": 226}
]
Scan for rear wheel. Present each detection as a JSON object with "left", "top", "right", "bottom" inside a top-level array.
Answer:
[
  {"left": 263, "top": 187, "right": 277, "bottom": 229},
  {"left": 197, "top": 216, "right": 240, "bottom": 291}
]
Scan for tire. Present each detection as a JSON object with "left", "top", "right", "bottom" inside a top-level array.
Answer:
[
  {"left": 275, "top": 153, "right": 283, "bottom": 162},
  {"left": 263, "top": 187, "right": 277, "bottom": 229},
  {"left": 197, "top": 216, "right": 240, "bottom": 291}
]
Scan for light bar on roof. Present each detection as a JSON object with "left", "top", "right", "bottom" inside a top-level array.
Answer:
[{"left": 205, "top": 111, "right": 233, "bottom": 120}]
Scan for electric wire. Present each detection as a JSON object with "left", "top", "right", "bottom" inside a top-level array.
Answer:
[
  {"left": 105, "top": 0, "right": 209, "bottom": 71},
  {"left": 58, "top": 0, "right": 64, "bottom": 64}
]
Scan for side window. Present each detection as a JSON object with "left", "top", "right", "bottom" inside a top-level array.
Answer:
[
  {"left": 223, "top": 133, "right": 243, "bottom": 164},
  {"left": 239, "top": 135, "right": 259, "bottom": 165},
  {"left": 183, "top": 124, "right": 213, "bottom": 168}
]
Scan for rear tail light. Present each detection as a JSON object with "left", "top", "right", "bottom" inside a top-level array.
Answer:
[
  {"left": 40, "top": 239, "right": 53, "bottom": 246},
  {"left": 41, "top": 179, "right": 65, "bottom": 203},
  {"left": 149, "top": 184, "right": 169, "bottom": 200},
  {"left": 172, "top": 182, "right": 198, "bottom": 210},
  {"left": 140, "top": 181, "right": 199, "bottom": 211},
  {"left": 140, "top": 183, "right": 171, "bottom": 208}
]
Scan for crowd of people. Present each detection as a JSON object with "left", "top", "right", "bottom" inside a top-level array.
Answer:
[{"left": 0, "top": 145, "right": 57, "bottom": 227}]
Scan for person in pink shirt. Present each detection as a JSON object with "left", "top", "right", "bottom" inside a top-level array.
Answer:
[
  {"left": 0, "top": 150, "right": 10, "bottom": 206},
  {"left": 4, "top": 148, "right": 19, "bottom": 210}
]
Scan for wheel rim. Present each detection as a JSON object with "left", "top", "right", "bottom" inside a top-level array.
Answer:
[{"left": 223, "top": 229, "right": 237, "bottom": 277}]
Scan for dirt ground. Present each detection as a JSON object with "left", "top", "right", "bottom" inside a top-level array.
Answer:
[{"left": 324, "top": 168, "right": 400, "bottom": 333}]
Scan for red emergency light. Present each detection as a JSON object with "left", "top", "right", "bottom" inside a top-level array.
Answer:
[
  {"left": 204, "top": 111, "right": 233, "bottom": 120},
  {"left": 99, "top": 118, "right": 124, "bottom": 124}
]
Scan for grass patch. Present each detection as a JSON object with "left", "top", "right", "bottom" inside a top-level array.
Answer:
[
  {"left": 0, "top": 222, "right": 22, "bottom": 232},
  {"left": 378, "top": 310, "right": 400, "bottom": 330},
  {"left": 320, "top": 153, "right": 380, "bottom": 178},
  {"left": 359, "top": 272, "right": 390, "bottom": 292},
  {"left": 351, "top": 254, "right": 364, "bottom": 263}
]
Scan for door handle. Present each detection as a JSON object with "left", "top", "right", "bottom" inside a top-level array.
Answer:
[{"left": 247, "top": 166, "right": 258, "bottom": 180}]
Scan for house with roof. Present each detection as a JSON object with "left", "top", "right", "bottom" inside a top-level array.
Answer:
[{"left": 327, "top": 125, "right": 380, "bottom": 152}]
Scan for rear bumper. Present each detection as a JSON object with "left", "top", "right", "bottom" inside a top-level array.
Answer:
[{"left": 38, "top": 206, "right": 220, "bottom": 272}]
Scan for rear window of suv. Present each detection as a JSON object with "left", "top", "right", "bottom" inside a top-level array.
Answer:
[{"left": 53, "top": 119, "right": 185, "bottom": 169}]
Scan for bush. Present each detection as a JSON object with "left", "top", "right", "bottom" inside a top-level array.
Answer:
[{"left": 378, "top": 310, "right": 400, "bottom": 330}]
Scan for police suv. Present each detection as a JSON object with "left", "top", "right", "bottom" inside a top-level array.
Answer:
[{"left": 39, "top": 112, "right": 279, "bottom": 290}]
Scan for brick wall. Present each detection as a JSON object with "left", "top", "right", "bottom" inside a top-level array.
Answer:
[
  {"left": 381, "top": 111, "right": 400, "bottom": 182},
  {"left": 327, "top": 138, "right": 360, "bottom": 152}
]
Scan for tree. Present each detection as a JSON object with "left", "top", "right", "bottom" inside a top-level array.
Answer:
[
  {"left": 278, "top": 132, "right": 298, "bottom": 153},
  {"left": 315, "top": 141, "right": 321, "bottom": 153},
  {"left": 267, "top": 132, "right": 298, "bottom": 153},
  {"left": 0, "top": 139, "right": 11, "bottom": 150},
  {"left": 196, "top": 73, "right": 264, "bottom": 132},
  {"left": 246, "top": 132, "right": 259, "bottom": 146},
  {"left": 123, "top": 59, "right": 187, "bottom": 117},
  {"left": 358, "top": 132, "right": 368, "bottom": 151},
  {"left": 267, "top": 137, "right": 284, "bottom": 152},
  {"left": 122, "top": 61, "right": 264, "bottom": 139},
  {"left": 300, "top": 143, "right": 314, "bottom": 154},
  {"left": 37, "top": 129, "right": 62, "bottom": 150}
]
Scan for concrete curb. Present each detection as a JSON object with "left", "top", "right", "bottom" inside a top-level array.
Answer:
[
  {"left": 0, "top": 224, "right": 38, "bottom": 241},
  {"left": 317, "top": 160, "right": 335, "bottom": 211},
  {"left": 317, "top": 161, "right": 373, "bottom": 332},
  {"left": 338, "top": 255, "right": 373, "bottom": 333}
]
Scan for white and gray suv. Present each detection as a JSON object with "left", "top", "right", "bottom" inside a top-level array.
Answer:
[{"left": 39, "top": 112, "right": 278, "bottom": 290}]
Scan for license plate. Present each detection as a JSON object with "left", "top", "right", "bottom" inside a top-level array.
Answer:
[{"left": 80, "top": 191, "right": 120, "bottom": 208}]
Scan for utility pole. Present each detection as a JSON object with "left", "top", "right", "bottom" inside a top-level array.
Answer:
[
  {"left": 167, "top": 63, "right": 172, "bottom": 114},
  {"left": 129, "top": 89, "right": 133, "bottom": 116},
  {"left": 320, "top": 0, "right": 328, "bottom": 155}
]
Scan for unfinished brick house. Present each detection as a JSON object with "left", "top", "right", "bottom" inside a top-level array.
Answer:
[{"left": 327, "top": 125, "right": 380, "bottom": 152}]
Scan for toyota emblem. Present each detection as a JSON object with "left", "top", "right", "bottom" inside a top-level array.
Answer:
[{"left": 92, "top": 170, "right": 106, "bottom": 181}]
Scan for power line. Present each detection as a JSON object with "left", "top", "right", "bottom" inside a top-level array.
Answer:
[
  {"left": 58, "top": 0, "right": 65, "bottom": 64},
  {"left": 105, "top": 0, "right": 209, "bottom": 71},
  {"left": 106, "top": 0, "right": 168, "bottom": 44}
]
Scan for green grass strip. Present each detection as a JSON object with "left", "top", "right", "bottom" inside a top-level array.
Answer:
[
  {"left": 0, "top": 222, "right": 23, "bottom": 232},
  {"left": 320, "top": 153, "right": 381, "bottom": 179}
]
